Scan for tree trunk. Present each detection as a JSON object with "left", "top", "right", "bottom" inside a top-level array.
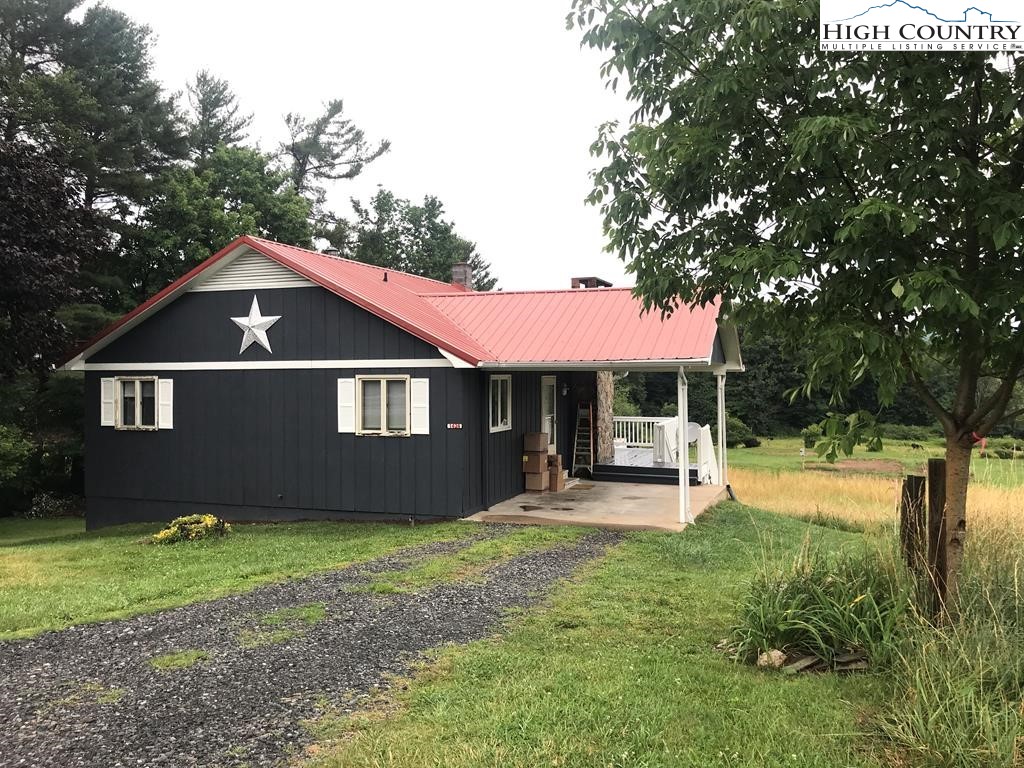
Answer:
[{"left": 942, "top": 438, "right": 972, "bottom": 614}]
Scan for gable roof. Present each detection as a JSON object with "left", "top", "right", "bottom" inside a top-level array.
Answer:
[
  {"left": 63, "top": 236, "right": 741, "bottom": 371},
  {"left": 424, "top": 288, "right": 723, "bottom": 366}
]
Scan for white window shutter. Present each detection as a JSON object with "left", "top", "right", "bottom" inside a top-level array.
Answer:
[
  {"left": 337, "top": 378, "right": 356, "bottom": 433},
  {"left": 410, "top": 378, "right": 430, "bottom": 435},
  {"left": 158, "top": 379, "right": 174, "bottom": 429},
  {"left": 100, "top": 378, "right": 116, "bottom": 426}
]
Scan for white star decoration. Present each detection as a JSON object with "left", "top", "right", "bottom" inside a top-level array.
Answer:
[{"left": 231, "top": 296, "right": 281, "bottom": 354}]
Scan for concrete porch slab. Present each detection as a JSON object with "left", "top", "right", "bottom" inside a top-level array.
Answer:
[{"left": 466, "top": 481, "right": 728, "bottom": 533}]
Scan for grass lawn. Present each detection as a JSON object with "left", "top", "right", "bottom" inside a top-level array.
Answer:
[
  {"left": 303, "top": 503, "right": 887, "bottom": 768},
  {"left": 0, "top": 517, "right": 478, "bottom": 640}
]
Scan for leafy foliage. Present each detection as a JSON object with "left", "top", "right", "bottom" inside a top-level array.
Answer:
[
  {"left": 282, "top": 99, "right": 390, "bottom": 207},
  {"left": 332, "top": 188, "right": 498, "bottom": 290},
  {"left": 730, "top": 538, "right": 910, "bottom": 666},
  {"left": 570, "top": 1, "right": 1024, "bottom": 440},
  {"left": 0, "top": 140, "right": 96, "bottom": 377},
  {"left": 151, "top": 514, "right": 231, "bottom": 544},
  {"left": 187, "top": 69, "right": 252, "bottom": 159}
]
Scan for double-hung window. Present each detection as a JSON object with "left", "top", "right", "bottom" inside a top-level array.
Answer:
[
  {"left": 357, "top": 375, "right": 410, "bottom": 436},
  {"left": 116, "top": 377, "right": 158, "bottom": 430},
  {"left": 489, "top": 375, "right": 511, "bottom": 433}
]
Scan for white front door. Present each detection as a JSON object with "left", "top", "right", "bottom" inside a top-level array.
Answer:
[{"left": 541, "top": 376, "right": 557, "bottom": 453}]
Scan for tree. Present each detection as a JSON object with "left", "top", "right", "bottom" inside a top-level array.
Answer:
[
  {"left": 0, "top": 0, "right": 81, "bottom": 142},
  {"left": 187, "top": 70, "right": 252, "bottom": 160},
  {"left": 128, "top": 145, "right": 312, "bottom": 298},
  {"left": 51, "top": 5, "right": 186, "bottom": 211},
  {"left": 0, "top": 140, "right": 96, "bottom": 378},
  {"left": 281, "top": 99, "right": 390, "bottom": 209},
  {"left": 337, "top": 188, "right": 498, "bottom": 290},
  {"left": 571, "top": 1, "right": 1024, "bottom": 601}
]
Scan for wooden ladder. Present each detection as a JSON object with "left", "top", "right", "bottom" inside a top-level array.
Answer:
[{"left": 572, "top": 401, "right": 594, "bottom": 477}]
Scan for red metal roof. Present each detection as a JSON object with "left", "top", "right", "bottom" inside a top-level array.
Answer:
[
  {"left": 425, "top": 289, "right": 721, "bottom": 364},
  {"left": 65, "top": 236, "right": 724, "bottom": 368}
]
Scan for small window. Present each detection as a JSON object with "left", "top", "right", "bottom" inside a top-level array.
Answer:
[
  {"left": 357, "top": 376, "right": 410, "bottom": 436},
  {"left": 116, "top": 377, "right": 158, "bottom": 430},
  {"left": 489, "top": 375, "right": 511, "bottom": 433}
]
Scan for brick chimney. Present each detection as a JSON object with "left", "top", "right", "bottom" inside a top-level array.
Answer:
[
  {"left": 571, "top": 276, "right": 612, "bottom": 289},
  {"left": 451, "top": 261, "right": 473, "bottom": 289}
]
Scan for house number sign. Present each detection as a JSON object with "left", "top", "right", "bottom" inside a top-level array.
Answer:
[{"left": 447, "top": 423, "right": 463, "bottom": 429}]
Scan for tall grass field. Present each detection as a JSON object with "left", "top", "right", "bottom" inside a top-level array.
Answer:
[{"left": 727, "top": 436, "right": 1024, "bottom": 768}]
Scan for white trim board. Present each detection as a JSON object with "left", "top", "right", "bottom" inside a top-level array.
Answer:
[{"left": 81, "top": 358, "right": 456, "bottom": 372}]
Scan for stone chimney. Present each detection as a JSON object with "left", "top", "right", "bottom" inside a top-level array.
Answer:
[
  {"left": 451, "top": 261, "right": 473, "bottom": 289},
  {"left": 571, "top": 276, "right": 612, "bottom": 289}
]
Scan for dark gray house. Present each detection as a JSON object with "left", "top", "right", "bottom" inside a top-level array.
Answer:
[{"left": 64, "top": 236, "right": 742, "bottom": 528}]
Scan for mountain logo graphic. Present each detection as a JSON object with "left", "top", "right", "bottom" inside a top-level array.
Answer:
[{"left": 829, "top": 1, "right": 1017, "bottom": 23}]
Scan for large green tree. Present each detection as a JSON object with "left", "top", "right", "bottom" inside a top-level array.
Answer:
[
  {"left": 571, "top": 1, "right": 1024, "bottom": 598},
  {"left": 0, "top": 140, "right": 97, "bottom": 378},
  {"left": 281, "top": 99, "right": 390, "bottom": 222},
  {"left": 333, "top": 188, "right": 497, "bottom": 290},
  {"left": 127, "top": 146, "right": 312, "bottom": 299},
  {"left": 187, "top": 69, "right": 252, "bottom": 160}
]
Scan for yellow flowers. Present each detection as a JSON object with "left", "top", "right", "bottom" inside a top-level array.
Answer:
[{"left": 150, "top": 514, "right": 231, "bottom": 544}]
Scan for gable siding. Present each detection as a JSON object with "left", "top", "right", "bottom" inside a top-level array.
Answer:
[{"left": 89, "top": 286, "right": 444, "bottom": 364}]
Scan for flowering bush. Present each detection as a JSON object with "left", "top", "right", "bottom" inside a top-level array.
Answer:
[{"left": 151, "top": 514, "right": 231, "bottom": 544}]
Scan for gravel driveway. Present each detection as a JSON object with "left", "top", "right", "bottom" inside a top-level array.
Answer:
[{"left": 0, "top": 526, "right": 621, "bottom": 768}]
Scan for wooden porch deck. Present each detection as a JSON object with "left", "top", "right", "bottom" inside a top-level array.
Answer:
[{"left": 602, "top": 446, "right": 678, "bottom": 469}]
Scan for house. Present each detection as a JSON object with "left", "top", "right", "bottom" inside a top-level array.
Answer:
[{"left": 63, "top": 236, "right": 743, "bottom": 529}]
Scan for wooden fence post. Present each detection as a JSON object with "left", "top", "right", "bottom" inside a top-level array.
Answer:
[
  {"left": 899, "top": 475, "right": 926, "bottom": 573},
  {"left": 926, "top": 458, "right": 947, "bottom": 618}
]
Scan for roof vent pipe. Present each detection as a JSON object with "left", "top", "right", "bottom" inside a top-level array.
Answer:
[{"left": 451, "top": 261, "right": 473, "bottom": 289}]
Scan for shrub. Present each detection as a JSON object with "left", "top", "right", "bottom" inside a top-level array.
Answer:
[
  {"left": 742, "top": 437, "right": 761, "bottom": 448},
  {"left": 876, "top": 423, "right": 942, "bottom": 441},
  {"left": 800, "top": 423, "right": 822, "bottom": 449},
  {"left": 0, "top": 424, "right": 32, "bottom": 485},
  {"left": 729, "top": 537, "right": 910, "bottom": 666},
  {"left": 151, "top": 514, "right": 231, "bottom": 544},
  {"left": 726, "top": 415, "right": 753, "bottom": 448},
  {"left": 25, "top": 492, "right": 81, "bottom": 519}
]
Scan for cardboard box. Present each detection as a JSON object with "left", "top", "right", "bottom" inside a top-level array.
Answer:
[
  {"left": 522, "top": 451, "right": 548, "bottom": 474},
  {"left": 547, "top": 454, "right": 563, "bottom": 470},
  {"left": 525, "top": 471, "right": 549, "bottom": 492},
  {"left": 524, "top": 432, "right": 548, "bottom": 452},
  {"left": 549, "top": 468, "right": 566, "bottom": 491}
]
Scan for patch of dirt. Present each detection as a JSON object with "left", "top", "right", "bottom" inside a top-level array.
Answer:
[{"left": 807, "top": 458, "right": 904, "bottom": 474}]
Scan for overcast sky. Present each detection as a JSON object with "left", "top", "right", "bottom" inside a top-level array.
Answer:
[{"left": 98, "top": 0, "right": 634, "bottom": 291}]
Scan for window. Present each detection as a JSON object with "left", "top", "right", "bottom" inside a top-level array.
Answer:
[
  {"left": 489, "top": 375, "right": 511, "bottom": 433},
  {"left": 357, "top": 376, "right": 410, "bottom": 435},
  {"left": 116, "top": 377, "right": 158, "bottom": 430}
]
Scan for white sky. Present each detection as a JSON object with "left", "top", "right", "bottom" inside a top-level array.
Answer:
[{"left": 98, "top": 0, "right": 635, "bottom": 291}]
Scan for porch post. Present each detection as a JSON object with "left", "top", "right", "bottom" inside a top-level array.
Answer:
[
  {"left": 716, "top": 373, "right": 726, "bottom": 486},
  {"left": 678, "top": 367, "right": 692, "bottom": 524}
]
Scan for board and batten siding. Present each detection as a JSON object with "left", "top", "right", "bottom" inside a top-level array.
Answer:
[
  {"left": 480, "top": 371, "right": 576, "bottom": 507},
  {"left": 83, "top": 285, "right": 479, "bottom": 528},
  {"left": 89, "top": 286, "right": 445, "bottom": 364}
]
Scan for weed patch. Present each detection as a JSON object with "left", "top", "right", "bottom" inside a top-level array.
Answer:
[
  {"left": 150, "top": 649, "right": 209, "bottom": 670},
  {"left": 362, "top": 526, "right": 586, "bottom": 594},
  {"left": 239, "top": 602, "right": 326, "bottom": 648}
]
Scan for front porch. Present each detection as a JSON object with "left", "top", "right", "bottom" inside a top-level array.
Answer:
[{"left": 467, "top": 480, "right": 729, "bottom": 533}]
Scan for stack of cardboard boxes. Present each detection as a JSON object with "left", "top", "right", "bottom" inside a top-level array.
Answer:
[{"left": 523, "top": 432, "right": 567, "bottom": 492}]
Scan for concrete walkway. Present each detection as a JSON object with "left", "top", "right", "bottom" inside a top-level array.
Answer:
[{"left": 467, "top": 481, "right": 728, "bottom": 532}]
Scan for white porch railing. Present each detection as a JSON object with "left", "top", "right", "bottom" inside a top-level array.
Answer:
[{"left": 613, "top": 416, "right": 672, "bottom": 448}]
